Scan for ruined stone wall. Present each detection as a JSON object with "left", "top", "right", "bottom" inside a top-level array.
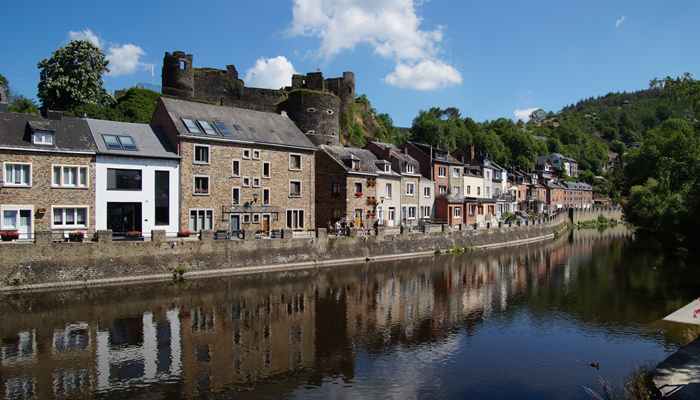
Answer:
[{"left": 284, "top": 90, "right": 341, "bottom": 145}]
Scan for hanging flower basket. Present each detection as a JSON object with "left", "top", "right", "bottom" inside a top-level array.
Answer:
[{"left": 0, "top": 230, "right": 19, "bottom": 242}]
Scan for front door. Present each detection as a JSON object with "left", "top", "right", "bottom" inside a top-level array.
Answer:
[
  {"left": 261, "top": 215, "right": 270, "bottom": 236},
  {"left": 18, "top": 210, "right": 32, "bottom": 239},
  {"left": 354, "top": 209, "right": 363, "bottom": 227},
  {"left": 107, "top": 203, "right": 142, "bottom": 235},
  {"left": 230, "top": 215, "right": 241, "bottom": 233}
]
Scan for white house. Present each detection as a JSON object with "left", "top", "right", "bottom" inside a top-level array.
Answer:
[
  {"left": 375, "top": 160, "right": 401, "bottom": 227},
  {"left": 419, "top": 178, "right": 435, "bottom": 221},
  {"left": 86, "top": 119, "right": 180, "bottom": 238}
]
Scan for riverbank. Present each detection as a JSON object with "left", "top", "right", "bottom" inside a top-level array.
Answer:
[{"left": 0, "top": 216, "right": 568, "bottom": 293}]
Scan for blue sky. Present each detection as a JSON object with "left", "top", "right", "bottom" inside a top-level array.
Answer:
[{"left": 1, "top": 0, "right": 698, "bottom": 126}]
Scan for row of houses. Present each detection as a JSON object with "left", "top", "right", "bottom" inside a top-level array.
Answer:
[{"left": 0, "top": 95, "right": 592, "bottom": 240}]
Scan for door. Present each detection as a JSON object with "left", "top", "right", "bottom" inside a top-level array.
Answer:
[
  {"left": 107, "top": 203, "right": 142, "bottom": 235},
  {"left": 261, "top": 215, "right": 270, "bottom": 236},
  {"left": 354, "top": 209, "right": 363, "bottom": 227},
  {"left": 388, "top": 207, "right": 396, "bottom": 227},
  {"left": 18, "top": 210, "right": 31, "bottom": 239},
  {"left": 230, "top": 215, "right": 241, "bottom": 233}
]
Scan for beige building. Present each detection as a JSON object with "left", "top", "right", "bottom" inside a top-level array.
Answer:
[
  {"left": 151, "top": 97, "right": 317, "bottom": 235},
  {"left": 0, "top": 112, "right": 96, "bottom": 240}
]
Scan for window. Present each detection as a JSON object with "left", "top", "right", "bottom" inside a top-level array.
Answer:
[
  {"left": 3, "top": 163, "right": 31, "bottom": 187},
  {"left": 286, "top": 209, "right": 305, "bottom": 230},
  {"left": 452, "top": 168, "right": 460, "bottom": 178},
  {"left": 242, "top": 176, "right": 251, "bottom": 187},
  {"left": 194, "top": 145, "right": 210, "bottom": 164},
  {"left": 467, "top": 185, "right": 471, "bottom": 195},
  {"left": 107, "top": 169, "right": 141, "bottom": 191},
  {"left": 52, "top": 207, "right": 88, "bottom": 229},
  {"left": 405, "top": 164, "right": 415, "bottom": 174},
  {"left": 354, "top": 182, "right": 363, "bottom": 195},
  {"left": 486, "top": 187, "right": 491, "bottom": 197},
  {"left": 252, "top": 177, "right": 261, "bottom": 188},
  {"left": 477, "top": 187, "right": 481, "bottom": 196},
  {"left": 438, "top": 166, "right": 447, "bottom": 177},
  {"left": 252, "top": 150, "right": 261, "bottom": 160},
  {"left": 452, "top": 186, "right": 461, "bottom": 195},
  {"left": 263, "top": 188, "right": 270, "bottom": 205},
  {"left": 406, "top": 182, "right": 415, "bottom": 196},
  {"left": 424, "top": 186, "right": 431, "bottom": 198},
  {"left": 32, "top": 131, "right": 54, "bottom": 145},
  {"left": 485, "top": 170, "right": 491, "bottom": 179},
  {"left": 52, "top": 165, "right": 88, "bottom": 188},
  {"left": 155, "top": 171, "right": 170, "bottom": 226},
  {"left": 189, "top": 209, "right": 213, "bottom": 231},
  {"left": 289, "top": 180, "right": 302, "bottom": 197},
  {"left": 102, "top": 135, "right": 137, "bottom": 151},
  {"left": 289, "top": 154, "right": 302, "bottom": 170},
  {"left": 243, "top": 214, "right": 251, "bottom": 224},
  {"left": 232, "top": 160, "right": 241, "bottom": 177},
  {"left": 252, "top": 214, "right": 261, "bottom": 224},
  {"left": 421, "top": 206, "right": 431, "bottom": 218},
  {"left": 331, "top": 182, "right": 341, "bottom": 194},
  {"left": 262, "top": 162, "right": 271, "bottom": 178},
  {"left": 197, "top": 120, "right": 217, "bottom": 135},
  {"left": 407, "top": 207, "right": 417, "bottom": 220},
  {"left": 194, "top": 176, "right": 209, "bottom": 195},
  {"left": 439, "top": 185, "right": 447, "bottom": 195},
  {"left": 351, "top": 159, "right": 360, "bottom": 170},
  {"left": 385, "top": 183, "right": 393, "bottom": 198},
  {"left": 232, "top": 188, "right": 241, "bottom": 205},
  {"left": 454, "top": 207, "right": 462, "bottom": 218},
  {"left": 242, "top": 149, "right": 251, "bottom": 160},
  {"left": 183, "top": 119, "right": 201, "bottom": 133}
]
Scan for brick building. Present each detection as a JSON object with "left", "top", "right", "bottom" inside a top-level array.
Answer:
[
  {"left": 0, "top": 112, "right": 96, "bottom": 239},
  {"left": 562, "top": 181, "right": 593, "bottom": 209},
  {"left": 151, "top": 97, "right": 316, "bottom": 235}
]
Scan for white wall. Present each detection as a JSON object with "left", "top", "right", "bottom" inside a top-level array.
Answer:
[
  {"left": 376, "top": 176, "right": 401, "bottom": 227},
  {"left": 419, "top": 178, "right": 435, "bottom": 219},
  {"left": 463, "top": 175, "right": 484, "bottom": 198},
  {"left": 95, "top": 156, "right": 179, "bottom": 236}
]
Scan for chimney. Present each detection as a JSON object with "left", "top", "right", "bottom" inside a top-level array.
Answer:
[{"left": 41, "top": 109, "right": 64, "bottom": 120}]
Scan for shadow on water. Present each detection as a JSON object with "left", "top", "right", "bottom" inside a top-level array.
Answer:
[{"left": 1, "top": 226, "right": 699, "bottom": 399}]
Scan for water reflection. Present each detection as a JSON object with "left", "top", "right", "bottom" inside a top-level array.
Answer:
[{"left": 1, "top": 226, "right": 698, "bottom": 399}]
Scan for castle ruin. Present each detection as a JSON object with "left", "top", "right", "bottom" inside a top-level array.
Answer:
[{"left": 161, "top": 51, "right": 356, "bottom": 146}]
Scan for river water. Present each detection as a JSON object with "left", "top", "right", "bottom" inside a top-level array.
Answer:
[{"left": 1, "top": 226, "right": 699, "bottom": 400}]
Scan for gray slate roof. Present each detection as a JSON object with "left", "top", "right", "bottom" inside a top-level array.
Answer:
[
  {"left": 86, "top": 118, "right": 179, "bottom": 159},
  {"left": 563, "top": 181, "right": 592, "bottom": 191},
  {"left": 160, "top": 97, "right": 315, "bottom": 151},
  {"left": 320, "top": 145, "right": 379, "bottom": 175},
  {"left": 369, "top": 140, "right": 420, "bottom": 167},
  {"left": 0, "top": 112, "right": 96, "bottom": 153}
]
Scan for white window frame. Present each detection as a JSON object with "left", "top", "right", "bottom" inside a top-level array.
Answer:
[
  {"left": 385, "top": 183, "right": 392, "bottom": 199},
  {"left": 252, "top": 150, "right": 261, "bottom": 160},
  {"left": 452, "top": 168, "right": 460, "bottom": 178},
  {"left": 407, "top": 206, "right": 417, "bottom": 220},
  {"left": 424, "top": 186, "right": 431, "bottom": 198},
  {"left": 232, "top": 159, "right": 241, "bottom": 177},
  {"left": 262, "top": 162, "right": 271, "bottom": 179},
  {"left": 262, "top": 188, "right": 271, "bottom": 206},
  {"left": 188, "top": 209, "right": 214, "bottom": 231},
  {"left": 289, "top": 180, "right": 302, "bottom": 198},
  {"left": 51, "top": 206, "right": 89, "bottom": 229},
  {"left": 243, "top": 214, "right": 251, "bottom": 224},
  {"left": 232, "top": 187, "right": 241, "bottom": 205},
  {"left": 252, "top": 177, "right": 261, "bottom": 188},
  {"left": 289, "top": 154, "right": 303, "bottom": 171},
  {"left": 193, "top": 175, "right": 210, "bottom": 196},
  {"left": 193, "top": 144, "right": 211, "bottom": 165},
  {"left": 3, "top": 162, "right": 32, "bottom": 187},
  {"left": 32, "top": 131, "right": 54, "bottom": 146},
  {"left": 406, "top": 182, "right": 415, "bottom": 196},
  {"left": 454, "top": 207, "right": 462, "bottom": 218},
  {"left": 0, "top": 205, "right": 34, "bottom": 237},
  {"left": 51, "top": 164, "right": 89, "bottom": 188},
  {"left": 438, "top": 166, "right": 447, "bottom": 178},
  {"left": 242, "top": 149, "right": 251, "bottom": 160},
  {"left": 405, "top": 164, "right": 415, "bottom": 174},
  {"left": 252, "top": 213, "right": 261, "bottom": 224},
  {"left": 286, "top": 209, "right": 305, "bottom": 230},
  {"left": 242, "top": 176, "right": 251, "bottom": 187}
]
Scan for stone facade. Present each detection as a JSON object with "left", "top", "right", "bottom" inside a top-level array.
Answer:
[
  {"left": 0, "top": 150, "right": 95, "bottom": 235},
  {"left": 179, "top": 139, "right": 315, "bottom": 233},
  {"left": 400, "top": 175, "right": 420, "bottom": 224},
  {"left": 283, "top": 90, "right": 341, "bottom": 146},
  {"left": 345, "top": 175, "right": 377, "bottom": 227}
]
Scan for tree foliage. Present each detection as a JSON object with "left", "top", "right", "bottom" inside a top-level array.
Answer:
[
  {"left": 72, "top": 87, "right": 161, "bottom": 123},
  {"left": 37, "top": 40, "right": 111, "bottom": 111},
  {"left": 8, "top": 97, "right": 39, "bottom": 115}
]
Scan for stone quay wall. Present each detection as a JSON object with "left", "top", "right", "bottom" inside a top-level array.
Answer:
[
  {"left": 0, "top": 212, "right": 579, "bottom": 292},
  {"left": 570, "top": 207, "right": 623, "bottom": 224}
]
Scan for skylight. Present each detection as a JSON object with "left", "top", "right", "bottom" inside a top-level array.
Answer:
[
  {"left": 182, "top": 118, "right": 201, "bottom": 134},
  {"left": 198, "top": 120, "right": 218, "bottom": 135},
  {"left": 102, "top": 134, "right": 138, "bottom": 151}
]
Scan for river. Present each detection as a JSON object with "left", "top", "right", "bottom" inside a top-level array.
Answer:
[{"left": 1, "top": 226, "right": 699, "bottom": 399}]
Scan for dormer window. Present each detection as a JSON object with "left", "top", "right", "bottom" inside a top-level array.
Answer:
[
  {"left": 384, "top": 163, "right": 391, "bottom": 173},
  {"left": 405, "top": 164, "right": 415, "bottom": 174},
  {"left": 32, "top": 130, "right": 54, "bottom": 146},
  {"left": 351, "top": 159, "right": 360, "bottom": 170}
]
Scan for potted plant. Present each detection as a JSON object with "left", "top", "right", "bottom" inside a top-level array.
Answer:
[
  {"left": 177, "top": 229, "right": 193, "bottom": 238},
  {"left": 126, "top": 231, "right": 144, "bottom": 241},
  {"left": 68, "top": 231, "right": 85, "bottom": 243},
  {"left": 355, "top": 192, "right": 363, "bottom": 198},
  {"left": 0, "top": 230, "right": 19, "bottom": 242}
]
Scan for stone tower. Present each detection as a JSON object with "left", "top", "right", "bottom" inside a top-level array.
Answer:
[
  {"left": 162, "top": 51, "right": 194, "bottom": 98},
  {"left": 284, "top": 90, "right": 341, "bottom": 146}
]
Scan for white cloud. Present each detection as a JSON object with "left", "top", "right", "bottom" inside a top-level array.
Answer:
[
  {"left": 66, "top": 29, "right": 154, "bottom": 77},
  {"left": 68, "top": 29, "right": 102, "bottom": 48},
  {"left": 615, "top": 16, "right": 626, "bottom": 28},
  {"left": 290, "top": 0, "right": 461, "bottom": 90},
  {"left": 385, "top": 59, "right": 462, "bottom": 91},
  {"left": 244, "top": 56, "right": 297, "bottom": 89},
  {"left": 513, "top": 107, "right": 540, "bottom": 122}
]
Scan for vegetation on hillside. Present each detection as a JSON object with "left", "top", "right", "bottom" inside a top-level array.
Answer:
[{"left": 341, "top": 94, "right": 408, "bottom": 147}]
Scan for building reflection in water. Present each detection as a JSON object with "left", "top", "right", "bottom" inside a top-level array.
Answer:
[{"left": 0, "top": 227, "right": 643, "bottom": 399}]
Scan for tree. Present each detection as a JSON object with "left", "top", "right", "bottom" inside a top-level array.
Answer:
[
  {"left": 8, "top": 97, "right": 39, "bottom": 115},
  {"left": 37, "top": 40, "right": 110, "bottom": 111},
  {"left": 114, "top": 88, "right": 160, "bottom": 123}
]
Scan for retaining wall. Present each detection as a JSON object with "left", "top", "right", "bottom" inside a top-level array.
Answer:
[
  {"left": 0, "top": 212, "right": 571, "bottom": 292},
  {"left": 570, "top": 207, "right": 623, "bottom": 224}
]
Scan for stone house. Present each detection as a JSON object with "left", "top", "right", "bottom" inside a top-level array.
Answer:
[
  {"left": 151, "top": 97, "right": 316, "bottom": 235},
  {"left": 365, "top": 141, "right": 422, "bottom": 226},
  {"left": 85, "top": 118, "right": 180, "bottom": 238},
  {"left": 0, "top": 112, "right": 96, "bottom": 239},
  {"left": 562, "top": 181, "right": 593, "bottom": 209},
  {"left": 315, "top": 145, "right": 379, "bottom": 228}
]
